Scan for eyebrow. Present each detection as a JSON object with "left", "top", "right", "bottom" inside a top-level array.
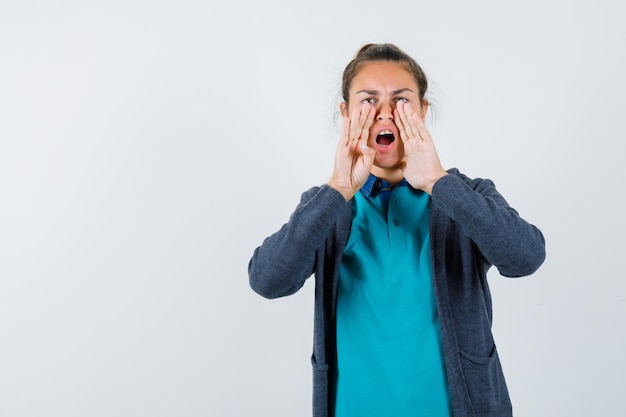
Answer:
[{"left": 355, "top": 88, "right": 415, "bottom": 95}]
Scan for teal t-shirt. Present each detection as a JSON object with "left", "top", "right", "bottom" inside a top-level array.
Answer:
[{"left": 335, "top": 176, "right": 452, "bottom": 417}]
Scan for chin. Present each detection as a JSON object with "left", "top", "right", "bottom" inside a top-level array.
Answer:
[{"left": 374, "top": 155, "right": 403, "bottom": 170}]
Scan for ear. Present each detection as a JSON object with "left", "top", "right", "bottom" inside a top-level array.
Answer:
[
  {"left": 340, "top": 102, "right": 348, "bottom": 118},
  {"left": 420, "top": 99, "right": 429, "bottom": 120}
]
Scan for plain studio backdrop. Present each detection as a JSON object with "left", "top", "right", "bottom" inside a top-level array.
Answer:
[{"left": 1, "top": 0, "right": 624, "bottom": 416}]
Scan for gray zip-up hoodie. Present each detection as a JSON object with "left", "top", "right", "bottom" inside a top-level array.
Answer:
[{"left": 249, "top": 169, "right": 546, "bottom": 417}]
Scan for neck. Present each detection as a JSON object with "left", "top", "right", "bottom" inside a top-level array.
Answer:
[{"left": 371, "top": 166, "right": 404, "bottom": 187}]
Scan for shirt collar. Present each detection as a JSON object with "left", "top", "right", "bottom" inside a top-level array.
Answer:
[{"left": 360, "top": 174, "right": 410, "bottom": 198}]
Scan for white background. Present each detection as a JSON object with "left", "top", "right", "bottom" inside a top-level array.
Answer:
[{"left": 1, "top": 0, "right": 624, "bottom": 416}]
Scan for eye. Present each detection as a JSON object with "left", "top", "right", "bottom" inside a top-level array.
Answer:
[
  {"left": 394, "top": 97, "right": 408, "bottom": 103},
  {"left": 361, "top": 97, "right": 376, "bottom": 105}
]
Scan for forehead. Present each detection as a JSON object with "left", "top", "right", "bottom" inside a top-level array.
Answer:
[{"left": 351, "top": 61, "right": 418, "bottom": 94}]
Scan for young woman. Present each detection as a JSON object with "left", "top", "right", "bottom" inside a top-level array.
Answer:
[{"left": 248, "top": 43, "right": 545, "bottom": 417}]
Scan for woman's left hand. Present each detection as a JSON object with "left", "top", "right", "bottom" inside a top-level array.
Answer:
[{"left": 394, "top": 101, "right": 448, "bottom": 194}]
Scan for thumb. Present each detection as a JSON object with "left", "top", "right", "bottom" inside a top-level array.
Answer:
[{"left": 361, "top": 142, "right": 376, "bottom": 167}]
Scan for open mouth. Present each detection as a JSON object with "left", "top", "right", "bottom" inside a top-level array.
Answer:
[{"left": 376, "top": 130, "right": 395, "bottom": 146}]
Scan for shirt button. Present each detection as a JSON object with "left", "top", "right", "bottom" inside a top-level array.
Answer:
[
  {"left": 374, "top": 180, "right": 382, "bottom": 189},
  {"left": 392, "top": 219, "right": 400, "bottom": 226}
]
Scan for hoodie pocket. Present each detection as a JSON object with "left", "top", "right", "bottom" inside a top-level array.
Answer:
[{"left": 459, "top": 345, "right": 510, "bottom": 413}]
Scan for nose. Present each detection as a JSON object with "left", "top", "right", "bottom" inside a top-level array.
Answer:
[{"left": 377, "top": 101, "right": 394, "bottom": 121}]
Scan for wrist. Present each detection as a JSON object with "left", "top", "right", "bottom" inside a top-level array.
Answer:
[
  {"left": 423, "top": 171, "right": 448, "bottom": 195},
  {"left": 327, "top": 180, "right": 355, "bottom": 201}
]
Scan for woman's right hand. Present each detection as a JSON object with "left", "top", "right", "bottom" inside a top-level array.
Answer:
[{"left": 327, "top": 104, "right": 376, "bottom": 201}]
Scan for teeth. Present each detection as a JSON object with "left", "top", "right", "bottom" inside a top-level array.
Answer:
[{"left": 379, "top": 130, "right": 393, "bottom": 135}]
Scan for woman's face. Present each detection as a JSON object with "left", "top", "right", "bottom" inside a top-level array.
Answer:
[{"left": 341, "top": 61, "right": 427, "bottom": 175}]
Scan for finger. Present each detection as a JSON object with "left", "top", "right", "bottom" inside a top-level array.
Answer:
[
  {"left": 412, "top": 112, "right": 432, "bottom": 143},
  {"left": 393, "top": 103, "right": 409, "bottom": 142},
  {"left": 394, "top": 107, "right": 410, "bottom": 143},
  {"left": 354, "top": 103, "right": 373, "bottom": 141},
  {"left": 349, "top": 105, "right": 364, "bottom": 142},
  {"left": 361, "top": 141, "right": 376, "bottom": 165},
  {"left": 359, "top": 103, "right": 374, "bottom": 126},
  {"left": 339, "top": 115, "right": 351, "bottom": 147},
  {"left": 396, "top": 101, "right": 419, "bottom": 140},
  {"left": 359, "top": 106, "right": 375, "bottom": 146}
]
